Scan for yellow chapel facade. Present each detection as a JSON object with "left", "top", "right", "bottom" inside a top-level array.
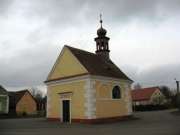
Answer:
[{"left": 45, "top": 19, "right": 133, "bottom": 123}]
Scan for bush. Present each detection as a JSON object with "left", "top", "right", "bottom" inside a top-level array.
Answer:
[
  {"left": 133, "top": 105, "right": 168, "bottom": 111},
  {"left": 22, "top": 111, "right": 27, "bottom": 116},
  {"left": 176, "top": 94, "right": 180, "bottom": 110},
  {"left": 37, "top": 111, "right": 46, "bottom": 117}
]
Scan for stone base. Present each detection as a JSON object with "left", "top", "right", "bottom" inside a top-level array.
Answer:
[
  {"left": 47, "top": 115, "right": 133, "bottom": 124},
  {"left": 47, "top": 118, "right": 60, "bottom": 121}
]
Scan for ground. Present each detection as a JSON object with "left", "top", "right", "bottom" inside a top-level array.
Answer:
[{"left": 0, "top": 109, "right": 180, "bottom": 135}]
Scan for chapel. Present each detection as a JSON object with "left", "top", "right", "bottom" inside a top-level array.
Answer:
[{"left": 45, "top": 17, "right": 133, "bottom": 123}]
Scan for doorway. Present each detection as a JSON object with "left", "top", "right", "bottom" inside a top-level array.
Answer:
[{"left": 62, "top": 100, "right": 70, "bottom": 123}]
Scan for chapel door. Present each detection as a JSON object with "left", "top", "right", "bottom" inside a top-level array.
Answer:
[{"left": 62, "top": 100, "right": 70, "bottom": 122}]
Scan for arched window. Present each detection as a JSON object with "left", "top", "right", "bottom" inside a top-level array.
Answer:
[{"left": 112, "top": 86, "right": 121, "bottom": 99}]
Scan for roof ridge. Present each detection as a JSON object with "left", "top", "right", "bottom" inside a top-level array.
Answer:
[
  {"left": 133, "top": 86, "right": 159, "bottom": 91},
  {"left": 65, "top": 45, "right": 96, "bottom": 55},
  {"left": 9, "top": 90, "right": 29, "bottom": 96},
  {"left": 142, "top": 86, "right": 159, "bottom": 89},
  {"left": 0, "top": 85, "right": 5, "bottom": 89},
  {"left": 15, "top": 89, "right": 28, "bottom": 92},
  {"left": 0, "top": 85, "right": 8, "bottom": 95}
]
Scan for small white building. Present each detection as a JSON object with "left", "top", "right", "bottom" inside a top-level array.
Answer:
[
  {"left": 0, "top": 85, "right": 9, "bottom": 114},
  {"left": 131, "top": 87, "right": 166, "bottom": 106}
]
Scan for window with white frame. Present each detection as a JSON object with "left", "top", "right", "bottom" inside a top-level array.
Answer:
[{"left": 112, "top": 86, "right": 121, "bottom": 99}]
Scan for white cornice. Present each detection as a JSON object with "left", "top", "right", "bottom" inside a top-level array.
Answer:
[
  {"left": 46, "top": 75, "right": 90, "bottom": 86},
  {"left": 90, "top": 75, "right": 132, "bottom": 84},
  {"left": 46, "top": 74, "right": 132, "bottom": 86}
]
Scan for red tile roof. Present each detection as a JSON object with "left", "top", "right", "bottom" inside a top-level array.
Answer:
[
  {"left": 131, "top": 87, "right": 160, "bottom": 101},
  {"left": 66, "top": 46, "right": 132, "bottom": 81}
]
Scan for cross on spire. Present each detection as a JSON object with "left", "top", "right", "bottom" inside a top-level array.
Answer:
[{"left": 100, "top": 14, "right": 103, "bottom": 28}]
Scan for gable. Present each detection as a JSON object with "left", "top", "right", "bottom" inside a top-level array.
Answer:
[
  {"left": 151, "top": 89, "right": 164, "bottom": 98},
  {"left": 47, "top": 46, "right": 88, "bottom": 81},
  {"left": 17, "top": 91, "right": 36, "bottom": 106}
]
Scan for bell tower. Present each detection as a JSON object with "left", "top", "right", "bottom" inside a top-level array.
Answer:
[{"left": 94, "top": 14, "right": 110, "bottom": 59}]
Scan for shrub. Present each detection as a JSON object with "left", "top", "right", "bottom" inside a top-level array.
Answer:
[
  {"left": 176, "top": 93, "right": 180, "bottom": 110},
  {"left": 22, "top": 111, "right": 27, "bottom": 116},
  {"left": 134, "top": 105, "right": 168, "bottom": 111}
]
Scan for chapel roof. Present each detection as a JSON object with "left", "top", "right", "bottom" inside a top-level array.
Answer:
[{"left": 66, "top": 45, "right": 132, "bottom": 81}]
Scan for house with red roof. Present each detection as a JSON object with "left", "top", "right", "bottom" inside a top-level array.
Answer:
[
  {"left": 131, "top": 87, "right": 166, "bottom": 106},
  {"left": 8, "top": 90, "right": 37, "bottom": 115}
]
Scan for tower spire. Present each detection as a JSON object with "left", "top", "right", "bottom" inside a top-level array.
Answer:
[{"left": 94, "top": 15, "right": 110, "bottom": 59}]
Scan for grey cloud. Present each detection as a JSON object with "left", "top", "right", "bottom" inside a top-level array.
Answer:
[
  {"left": 0, "top": 0, "right": 180, "bottom": 90},
  {"left": 120, "top": 62, "right": 180, "bottom": 89},
  {"left": 0, "top": 0, "right": 14, "bottom": 15},
  {"left": 19, "top": 0, "right": 180, "bottom": 28},
  {"left": 0, "top": 41, "right": 60, "bottom": 87},
  {"left": 134, "top": 64, "right": 180, "bottom": 88},
  {"left": 2, "top": 0, "right": 180, "bottom": 26},
  {"left": 19, "top": 0, "right": 87, "bottom": 28}
]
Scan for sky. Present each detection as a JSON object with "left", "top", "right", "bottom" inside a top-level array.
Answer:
[{"left": 0, "top": 0, "right": 180, "bottom": 92}]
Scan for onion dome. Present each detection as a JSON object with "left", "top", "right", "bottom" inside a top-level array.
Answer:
[
  {"left": 97, "top": 27, "right": 107, "bottom": 37},
  {"left": 97, "top": 14, "right": 107, "bottom": 37}
]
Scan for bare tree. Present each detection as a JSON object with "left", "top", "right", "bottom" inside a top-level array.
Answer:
[
  {"left": 133, "top": 83, "right": 142, "bottom": 90},
  {"left": 30, "top": 87, "right": 44, "bottom": 100},
  {"left": 159, "top": 86, "right": 172, "bottom": 99},
  {"left": 30, "top": 87, "right": 46, "bottom": 111}
]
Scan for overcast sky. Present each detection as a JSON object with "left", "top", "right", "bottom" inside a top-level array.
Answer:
[{"left": 0, "top": 0, "right": 180, "bottom": 92}]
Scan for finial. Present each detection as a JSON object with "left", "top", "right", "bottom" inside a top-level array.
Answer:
[{"left": 100, "top": 14, "right": 103, "bottom": 28}]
